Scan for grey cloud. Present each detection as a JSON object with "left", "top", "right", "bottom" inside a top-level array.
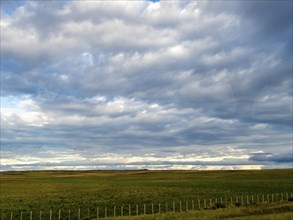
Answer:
[
  {"left": 249, "top": 152, "right": 293, "bottom": 164},
  {"left": 238, "top": 1, "right": 292, "bottom": 39},
  {"left": 1, "top": 1, "right": 292, "bottom": 170}
]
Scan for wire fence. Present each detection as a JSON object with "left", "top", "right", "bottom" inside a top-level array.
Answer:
[{"left": 1, "top": 192, "right": 292, "bottom": 220}]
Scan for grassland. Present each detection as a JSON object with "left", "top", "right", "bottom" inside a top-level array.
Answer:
[
  {"left": 0, "top": 169, "right": 292, "bottom": 219},
  {"left": 105, "top": 203, "right": 293, "bottom": 220}
]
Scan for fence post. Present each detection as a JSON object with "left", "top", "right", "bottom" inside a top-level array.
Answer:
[
  {"left": 272, "top": 194, "right": 274, "bottom": 203},
  {"left": 230, "top": 197, "right": 233, "bottom": 204},
  {"left": 204, "top": 199, "right": 206, "bottom": 209},
  {"left": 69, "top": 209, "right": 71, "bottom": 220},
  {"left": 152, "top": 204, "right": 154, "bottom": 214},
  {"left": 220, "top": 197, "right": 223, "bottom": 204},
  {"left": 165, "top": 202, "right": 168, "bottom": 213},
  {"left": 276, "top": 193, "right": 278, "bottom": 202},
  {"left": 59, "top": 209, "right": 61, "bottom": 220},
  {"left": 267, "top": 194, "right": 270, "bottom": 203},
  {"left": 129, "top": 205, "right": 131, "bottom": 216},
  {"left": 114, "top": 206, "right": 116, "bottom": 217},
  {"left": 210, "top": 199, "right": 212, "bottom": 207},
  {"left": 198, "top": 199, "right": 201, "bottom": 209},
  {"left": 236, "top": 197, "right": 238, "bottom": 203},
  {"left": 136, "top": 204, "right": 138, "bottom": 216},
  {"left": 158, "top": 203, "right": 161, "bottom": 213},
  {"left": 281, "top": 193, "right": 283, "bottom": 201},
  {"left": 30, "top": 211, "right": 32, "bottom": 220},
  {"left": 50, "top": 210, "right": 52, "bottom": 220},
  {"left": 78, "top": 209, "right": 80, "bottom": 220},
  {"left": 10, "top": 212, "right": 12, "bottom": 220},
  {"left": 247, "top": 195, "right": 249, "bottom": 204},
  {"left": 96, "top": 207, "right": 98, "bottom": 219},
  {"left": 215, "top": 198, "right": 217, "bottom": 203},
  {"left": 257, "top": 195, "right": 259, "bottom": 203},
  {"left": 186, "top": 201, "right": 188, "bottom": 211},
  {"left": 173, "top": 202, "right": 175, "bottom": 212},
  {"left": 179, "top": 201, "right": 182, "bottom": 212},
  {"left": 262, "top": 194, "right": 264, "bottom": 203},
  {"left": 252, "top": 195, "right": 254, "bottom": 203},
  {"left": 39, "top": 211, "right": 42, "bottom": 220},
  {"left": 105, "top": 207, "right": 107, "bottom": 218},
  {"left": 20, "top": 211, "right": 23, "bottom": 220},
  {"left": 144, "top": 204, "right": 146, "bottom": 215},
  {"left": 121, "top": 205, "right": 123, "bottom": 217},
  {"left": 192, "top": 200, "right": 194, "bottom": 211}
]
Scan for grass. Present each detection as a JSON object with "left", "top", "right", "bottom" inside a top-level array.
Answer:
[
  {"left": 104, "top": 203, "right": 293, "bottom": 220},
  {"left": 0, "top": 169, "right": 292, "bottom": 219}
]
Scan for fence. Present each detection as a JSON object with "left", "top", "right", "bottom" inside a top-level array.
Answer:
[{"left": 1, "top": 192, "right": 292, "bottom": 220}]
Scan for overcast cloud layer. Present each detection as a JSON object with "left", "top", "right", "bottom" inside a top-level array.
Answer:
[{"left": 0, "top": 0, "right": 292, "bottom": 171}]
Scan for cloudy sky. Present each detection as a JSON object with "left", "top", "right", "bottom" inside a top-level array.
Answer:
[{"left": 0, "top": 0, "right": 292, "bottom": 171}]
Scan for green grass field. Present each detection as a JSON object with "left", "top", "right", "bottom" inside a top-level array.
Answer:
[
  {"left": 0, "top": 169, "right": 292, "bottom": 219},
  {"left": 105, "top": 203, "right": 293, "bottom": 220}
]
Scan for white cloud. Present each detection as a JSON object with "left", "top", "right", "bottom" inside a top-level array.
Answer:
[
  {"left": 202, "top": 165, "right": 263, "bottom": 170},
  {"left": 0, "top": 146, "right": 261, "bottom": 171},
  {"left": 1, "top": 99, "right": 49, "bottom": 127}
]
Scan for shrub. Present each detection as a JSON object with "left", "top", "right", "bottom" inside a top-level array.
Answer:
[
  {"left": 214, "top": 203, "right": 226, "bottom": 209},
  {"left": 235, "top": 202, "right": 241, "bottom": 207}
]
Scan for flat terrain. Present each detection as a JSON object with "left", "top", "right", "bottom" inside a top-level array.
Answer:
[
  {"left": 106, "top": 203, "right": 293, "bottom": 220},
  {"left": 0, "top": 169, "right": 292, "bottom": 219}
]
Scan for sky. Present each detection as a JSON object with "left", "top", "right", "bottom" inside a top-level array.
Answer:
[{"left": 0, "top": 0, "right": 292, "bottom": 171}]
